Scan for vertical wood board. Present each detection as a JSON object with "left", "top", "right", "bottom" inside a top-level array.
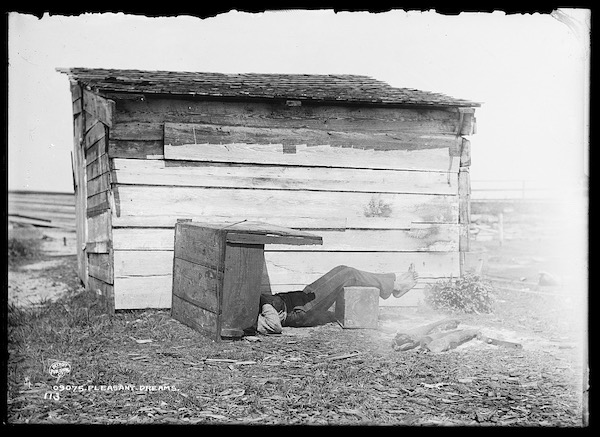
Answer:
[{"left": 220, "top": 244, "right": 265, "bottom": 335}]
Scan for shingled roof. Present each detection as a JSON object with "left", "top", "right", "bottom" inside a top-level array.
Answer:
[{"left": 58, "top": 67, "right": 481, "bottom": 108}]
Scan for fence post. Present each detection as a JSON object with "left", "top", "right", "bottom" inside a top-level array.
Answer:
[{"left": 498, "top": 212, "right": 504, "bottom": 246}]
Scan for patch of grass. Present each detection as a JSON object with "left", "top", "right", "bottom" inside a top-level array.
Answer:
[
  {"left": 424, "top": 274, "right": 495, "bottom": 314},
  {"left": 8, "top": 237, "right": 43, "bottom": 266}
]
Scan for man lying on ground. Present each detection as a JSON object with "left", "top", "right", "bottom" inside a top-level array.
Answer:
[{"left": 253, "top": 264, "right": 419, "bottom": 334}]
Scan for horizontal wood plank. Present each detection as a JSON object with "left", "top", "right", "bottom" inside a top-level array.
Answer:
[
  {"left": 108, "top": 140, "right": 164, "bottom": 159},
  {"left": 112, "top": 186, "right": 459, "bottom": 227},
  {"left": 172, "top": 257, "right": 220, "bottom": 312},
  {"left": 112, "top": 225, "right": 458, "bottom": 252},
  {"left": 263, "top": 251, "right": 460, "bottom": 286},
  {"left": 87, "top": 190, "right": 109, "bottom": 209},
  {"left": 85, "top": 139, "right": 107, "bottom": 162},
  {"left": 165, "top": 122, "right": 459, "bottom": 151},
  {"left": 113, "top": 227, "right": 175, "bottom": 250},
  {"left": 87, "top": 173, "right": 110, "bottom": 197},
  {"left": 87, "top": 210, "right": 111, "bottom": 243},
  {"left": 114, "top": 250, "right": 174, "bottom": 277},
  {"left": 86, "top": 241, "right": 110, "bottom": 253},
  {"left": 174, "top": 224, "right": 224, "bottom": 269},
  {"left": 111, "top": 250, "right": 459, "bottom": 282},
  {"left": 84, "top": 121, "right": 107, "bottom": 150},
  {"left": 165, "top": 142, "right": 457, "bottom": 173},
  {"left": 115, "top": 98, "right": 461, "bottom": 134},
  {"left": 170, "top": 293, "right": 217, "bottom": 336},
  {"left": 86, "top": 154, "right": 110, "bottom": 181},
  {"left": 111, "top": 158, "right": 459, "bottom": 195},
  {"left": 110, "top": 122, "right": 163, "bottom": 141},
  {"left": 114, "top": 276, "right": 172, "bottom": 310},
  {"left": 88, "top": 253, "right": 113, "bottom": 284},
  {"left": 111, "top": 214, "right": 348, "bottom": 229}
]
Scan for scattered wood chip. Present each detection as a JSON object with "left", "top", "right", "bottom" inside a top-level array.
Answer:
[
  {"left": 324, "top": 351, "right": 361, "bottom": 361},
  {"left": 421, "top": 382, "right": 450, "bottom": 389},
  {"left": 243, "top": 336, "right": 261, "bottom": 342},
  {"left": 130, "top": 355, "right": 150, "bottom": 361},
  {"left": 129, "top": 337, "right": 153, "bottom": 344}
]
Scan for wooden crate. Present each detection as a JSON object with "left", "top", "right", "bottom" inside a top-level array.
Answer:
[
  {"left": 335, "top": 286, "right": 380, "bottom": 329},
  {"left": 171, "top": 220, "right": 322, "bottom": 340}
]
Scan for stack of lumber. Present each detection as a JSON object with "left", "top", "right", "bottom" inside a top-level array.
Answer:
[{"left": 8, "top": 191, "right": 76, "bottom": 230}]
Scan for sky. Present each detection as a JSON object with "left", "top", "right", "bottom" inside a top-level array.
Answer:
[{"left": 7, "top": 9, "right": 590, "bottom": 193}]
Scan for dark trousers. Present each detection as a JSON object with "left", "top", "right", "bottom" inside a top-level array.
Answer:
[{"left": 284, "top": 265, "right": 396, "bottom": 327}]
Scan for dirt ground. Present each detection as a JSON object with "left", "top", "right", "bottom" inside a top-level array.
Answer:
[{"left": 6, "top": 206, "right": 589, "bottom": 426}]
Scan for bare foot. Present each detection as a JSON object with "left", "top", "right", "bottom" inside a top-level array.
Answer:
[{"left": 393, "top": 263, "right": 419, "bottom": 298}]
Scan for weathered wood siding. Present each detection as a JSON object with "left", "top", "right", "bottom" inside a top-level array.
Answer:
[
  {"left": 78, "top": 88, "right": 116, "bottom": 311},
  {"left": 107, "top": 97, "right": 470, "bottom": 309}
]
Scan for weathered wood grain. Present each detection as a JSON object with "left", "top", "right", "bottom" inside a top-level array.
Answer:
[
  {"left": 220, "top": 245, "right": 265, "bottom": 335},
  {"left": 87, "top": 172, "right": 110, "bottom": 197},
  {"left": 108, "top": 140, "right": 164, "bottom": 159},
  {"left": 87, "top": 190, "right": 109, "bottom": 208},
  {"left": 114, "top": 98, "right": 461, "bottom": 134},
  {"left": 114, "top": 250, "right": 174, "bottom": 277},
  {"left": 85, "top": 138, "right": 107, "bottom": 162},
  {"left": 111, "top": 158, "right": 459, "bottom": 195},
  {"left": 111, "top": 225, "right": 458, "bottom": 252},
  {"left": 87, "top": 210, "right": 111, "bottom": 243},
  {"left": 460, "top": 137, "right": 471, "bottom": 167},
  {"left": 83, "top": 88, "right": 115, "bottom": 127},
  {"left": 84, "top": 121, "right": 107, "bottom": 150},
  {"left": 111, "top": 214, "right": 348, "bottom": 229},
  {"left": 172, "top": 257, "right": 220, "bottom": 312},
  {"left": 264, "top": 251, "right": 460, "bottom": 285},
  {"left": 70, "top": 82, "right": 82, "bottom": 102},
  {"left": 165, "top": 122, "right": 458, "bottom": 151},
  {"left": 72, "top": 109, "right": 87, "bottom": 285},
  {"left": 170, "top": 293, "right": 217, "bottom": 336},
  {"left": 460, "top": 112, "right": 475, "bottom": 136},
  {"left": 86, "top": 153, "right": 110, "bottom": 181},
  {"left": 109, "top": 122, "right": 163, "bottom": 141},
  {"left": 174, "top": 224, "right": 224, "bottom": 270},
  {"left": 114, "top": 276, "right": 173, "bottom": 310},
  {"left": 73, "top": 98, "right": 82, "bottom": 116},
  {"left": 111, "top": 250, "right": 459, "bottom": 283},
  {"left": 458, "top": 168, "right": 471, "bottom": 253},
  {"left": 112, "top": 227, "right": 175, "bottom": 250},
  {"left": 112, "top": 186, "right": 459, "bottom": 227},
  {"left": 86, "top": 241, "right": 110, "bottom": 254},
  {"left": 87, "top": 253, "right": 113, "bottom": 284},
  {"left": 87, "top": 275, "right": 114, "bottom": 314},
  {"left": 164, "top": 141, "right": 457, "bottom": 173}
]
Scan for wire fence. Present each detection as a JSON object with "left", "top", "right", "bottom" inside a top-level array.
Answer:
[{"left": 471, "top": 179, "right": 588, "bottom": 201}]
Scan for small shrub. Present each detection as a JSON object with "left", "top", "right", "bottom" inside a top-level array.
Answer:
[
  {"left": 424, "top": 274, "right": 495, "bottom": 313},
  {"left": 8, "top": 237, "right": 42, "bottom": 265}
]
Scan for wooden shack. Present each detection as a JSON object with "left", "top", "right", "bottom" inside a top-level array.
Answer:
[{"left": 57, "top": 68, "right": 480, "bottom": 313}]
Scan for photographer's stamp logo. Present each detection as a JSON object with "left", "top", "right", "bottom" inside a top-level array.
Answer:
[{"left": 48, "top": 359, "right": 71, "bottom": 382}]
